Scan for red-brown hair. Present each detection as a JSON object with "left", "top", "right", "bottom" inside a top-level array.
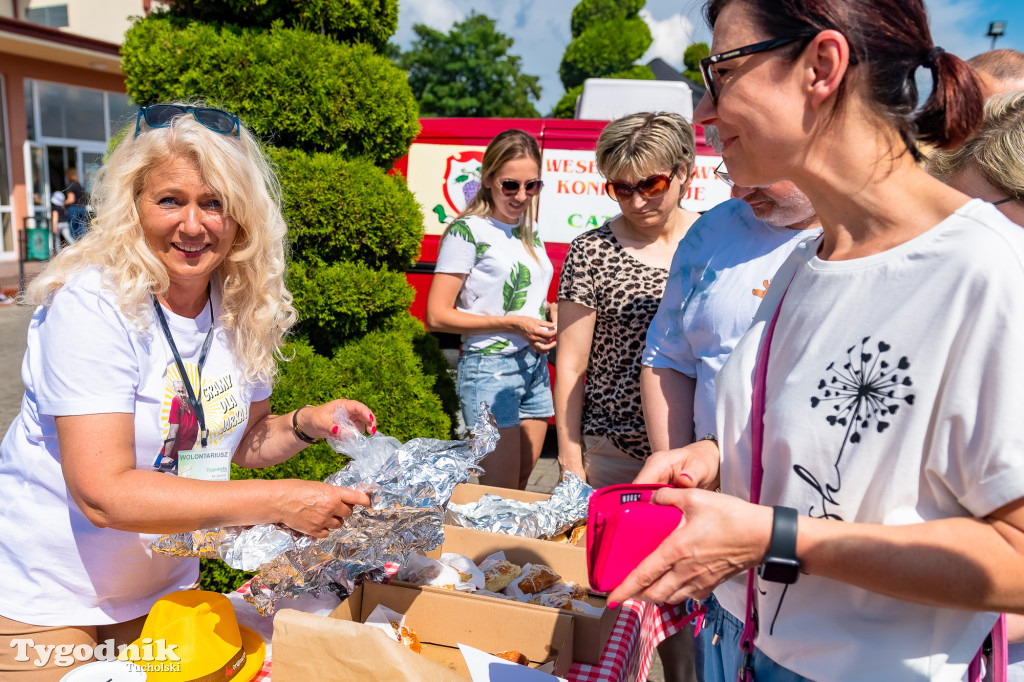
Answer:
[{"left": 705, "top": 0, "right": 983, "bottom": 158}]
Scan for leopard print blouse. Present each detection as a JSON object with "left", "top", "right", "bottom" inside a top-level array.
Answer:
[{"left": 557, "top": 223, "right": 669, "bottom": 461}]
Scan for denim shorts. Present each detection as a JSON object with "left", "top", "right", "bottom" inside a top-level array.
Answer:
[
  {"left": 456, "top": 346, "right": 553, "bottom": 429},
  {"left": 688, "top": 593, "right": 811, "bottom": 682}
]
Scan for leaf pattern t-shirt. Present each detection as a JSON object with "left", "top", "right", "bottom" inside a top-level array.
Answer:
[{"left": 435, "top": 214, "right": 553, "bottom": 354}]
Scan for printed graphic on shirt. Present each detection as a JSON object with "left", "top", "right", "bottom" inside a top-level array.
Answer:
[
  {"left": 152, "top": 362, "right": 248, "bottom": 473},
  {"left": 503, "top": 262, "right": 532, "bottom": 313},
  {"left": 804, "top": 336, "right": 916, "bottom": 521},
  {"left": 753, "top": 278, "right": 771, "bottom": 298}
]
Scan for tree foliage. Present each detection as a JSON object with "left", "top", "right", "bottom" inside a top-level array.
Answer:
[
  {"left": 158, "top": 0, "right": 399, "bottom": 51},
  {"left": 556, "top": 0, "right": 652, "bottom": 112},
  {"left": 123, "top": 18, "right": 419, "bottom": 166},
  {"left": 399, "top": 12, "right": 542, "bottom": 118},
  {"left": 683, "top": 42, "right": 710, "bottom": 84}
]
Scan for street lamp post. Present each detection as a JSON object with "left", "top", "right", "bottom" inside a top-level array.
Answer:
[{"left": 987, "top": 21, "right": 1006, "bottom": 51}]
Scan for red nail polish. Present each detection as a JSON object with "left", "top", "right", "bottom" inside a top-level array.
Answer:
[
  {"left": 332, "top": 425, "right": 339, "bottom": 435},
  {"left": 371, "top": 425, "right": 377, "bottom": 435},
  {"left": 608, "top": 601, "right": 620, "bottom": 610},
  {"left": 680, "top": 473, "right": 693, "bottom": 483}
]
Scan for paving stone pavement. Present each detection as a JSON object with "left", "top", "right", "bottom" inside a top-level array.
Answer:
[{"left": 0, "top": 303, "right": 668, "bottom": 681}]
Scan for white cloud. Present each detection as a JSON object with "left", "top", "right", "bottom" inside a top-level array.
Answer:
[
  {"left": 924, "top": 0, "right": 991, "bottom": 59},
  {"left": 640, "top": 9, "right": 699, "bottom": 70}
]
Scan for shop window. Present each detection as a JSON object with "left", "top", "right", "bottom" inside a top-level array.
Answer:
[
  {"left": 25, "top": 5, "right": 69, "bottom": 29},
  {"left": 38, "top": 83, "right": 105, "bottom": 141},
  {"left": 108, "top": 92, "right": 137, "bottom": 138}
]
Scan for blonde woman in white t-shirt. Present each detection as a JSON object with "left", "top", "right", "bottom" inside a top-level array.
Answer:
[{"left": 426, "top": 129, "right": 556, "bottom": 490}]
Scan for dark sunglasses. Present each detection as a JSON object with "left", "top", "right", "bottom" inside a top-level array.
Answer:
[
  {"left": 993, "top": 196, "right": 1018, "bottom": 206},
  {"left": 606, "top": 167, "right": 678, "bottom": 201},
  {"left": 134, "top": 104, "right": 240, "bottom": 138},
  {"left": 700, "top": 37, "right": 801, "bottom": 104},
  {"left": 499, "top": 179, "right": 544, "bottom": 196}
]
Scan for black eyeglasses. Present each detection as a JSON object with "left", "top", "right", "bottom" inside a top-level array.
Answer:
[
  {"left": 700, "top": 37, "right": 801, "bottom": 104},
  {"left": 713, "top": 160, "right": 734, "bottom": 187},
  {"left": 993, "top": 196, "right": 1018, "bottom": 206},
  {"left": 499, "top": 179, "right": 544, "bottom": 196},
  {"left": 605, "top": 168, "right": 678, "bottom": 201},
  {"left": 134, "top": 105, "right": 240, "bottom": 138}
]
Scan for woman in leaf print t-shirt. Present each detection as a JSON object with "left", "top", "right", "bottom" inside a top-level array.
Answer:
[{"left": 427, "top": 129, "right": 555, "bottom": 490}]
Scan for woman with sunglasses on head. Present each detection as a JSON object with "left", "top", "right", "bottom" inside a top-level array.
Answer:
[
  {"left": 426, "top": 129, "right": 555, "bottom": 490},
  {"left": 555, "top": 111, "right": 699, "bottom": 490},
  {"left": 0, "top": 102, "right": 374, "bottom": 679},
  {"left": 605, "top": 1, "right": 1024, "bottom": 680}
]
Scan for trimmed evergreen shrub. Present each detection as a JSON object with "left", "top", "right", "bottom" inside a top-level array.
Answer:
[
  {"left": 159, "top": 0, "right": 399, "bottom": 52},
  {"left": 269, "top": 148, "right": 422, "bottom": 271},
  {"left": 559, "top": 18, "right": 653, "bottom": 90},
  {"left": 287, "top": 261, "right": 414, "bottom": 354},
  {"left": 123, "top": 18, "right": 420, "bottom": 165},
  {"left": 570, "top": 0, "right": 645, "bottom": 38}
]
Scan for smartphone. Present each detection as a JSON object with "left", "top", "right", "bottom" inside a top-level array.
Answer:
[{"left": 587, "top": 483, "right": 683, "bottom": 593}]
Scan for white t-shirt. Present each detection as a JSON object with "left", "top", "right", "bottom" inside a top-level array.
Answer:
[
  {"left": 434, "top": 215, "right": 553, "bottom": 353},
  {"left": 713, "top": 200, "right": 1024, "bottom": 681},
  {"left": 643, "top": 198, "right": 821, "bottom": 439},
  {"left": 0, "top": 268, "right": 271, "bottom": 625}
]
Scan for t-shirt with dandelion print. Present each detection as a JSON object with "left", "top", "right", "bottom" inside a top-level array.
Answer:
[{"left": 434, "top": 214, "right": 553, "bottom": 354}]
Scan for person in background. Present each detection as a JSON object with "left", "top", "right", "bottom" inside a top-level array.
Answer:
[
  {"left": 555, "top": 112, "right": 700, "bottom": 490},
  {"left": 641, "top": 126, "right": 821, "bottom": 462},
  {"left": 610, "top": 0, "right": 1024, "bottom": 679},
  {"left": 63, "top": 168, "right": 89, "bottom": 241},
  {"left": 0, "top": 103, "right": 374, "bottom": 679},
  {"left": 49, "top": 191, "right": 67, "bottom": 254},
  {"left": 426, "top": 129, "right": 555, "bottom": 491},
  {"left": 929, "top": 88, "right": 1024, "bottom": 680},
  {"left": 968, "top": 49, "right": 1024, "bottom": 100}
]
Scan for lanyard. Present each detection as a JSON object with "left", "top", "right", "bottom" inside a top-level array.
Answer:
[{"left": 152, "top": 294, "right": 215, "bottom": 447}]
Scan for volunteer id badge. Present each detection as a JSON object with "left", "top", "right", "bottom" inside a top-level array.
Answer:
[{"left": 177, "top": 444, "right": 232, "bottom": 481}]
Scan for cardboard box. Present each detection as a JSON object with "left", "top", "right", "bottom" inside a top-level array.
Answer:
[
  {"left": 271, "top": 581, "right": 573, "bottom": 681},
  {"left": 413, "top": 525, "right": 617, "bottom": 665}
]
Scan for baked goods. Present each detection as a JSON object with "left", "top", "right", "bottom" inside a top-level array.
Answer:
[
  {"left": 494, "top": 650, "right": 529, "bottom": 665},
  {"left": 483, "top": 559, "right": 522, "bottom": 592},
  {"left": 516, "top": 564, "right": 559, "bottom": 594},
  {"left": 570, "top": 525, "right": 586, "bottom": 546}
]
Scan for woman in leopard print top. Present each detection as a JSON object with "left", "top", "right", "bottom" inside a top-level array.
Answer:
[{"left": 555, "top": 112, "right": 701, "bottom": 488}]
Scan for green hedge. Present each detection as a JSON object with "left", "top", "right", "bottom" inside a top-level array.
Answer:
[
  {"left": 123, "top": 17, "right": 420, "bottom": 165},
  {"left": 270, "top": 148, "right": 423, "bottom": 271},
  {"left": 287, "top": 261, "right": 413, "bottom": 354},
  {"left": 159, "top": 0, "right": 399, "bottom": 51},
  {"left": 559, "top": 18, "right": 652, "bottom": 90},
  {"left": 570, "top": 0, "right": 645, "bottom": 38},
  {"left": 552, "top": 65, "right": 654, "bottom": 119}
]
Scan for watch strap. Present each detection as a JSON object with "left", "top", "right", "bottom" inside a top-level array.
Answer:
[
  {"left": 292, "top": 405, "right": 318, "bottom": 444},
  {"left": 759, "top": 506, "right": 800, "bottom": 583}
]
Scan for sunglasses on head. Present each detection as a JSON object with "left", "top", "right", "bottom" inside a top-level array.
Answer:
[
  {"left": 606, "top": 167, "right": 678, "bottom": 201},
  {"left": 134, "top": 104, "right": 240, "bottom": 138},
  {"left": 498, "top": 179, "right": 544, "bottom": 196}
]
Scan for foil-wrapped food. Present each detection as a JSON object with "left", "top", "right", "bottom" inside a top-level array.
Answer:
[
  {"left": 152, "top": 407, "right": 498, "bottom": 614},
  {"left": 445, "top": 473, "right": 593, "bottom": 539}
]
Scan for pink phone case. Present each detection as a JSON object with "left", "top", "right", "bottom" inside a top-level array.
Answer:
[{"left": 587, "top": 483, "right": 683, "bottom": 593}]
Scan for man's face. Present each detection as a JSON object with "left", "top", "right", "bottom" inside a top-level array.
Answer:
[{"left": 732, "top": 180, "right": 817, "bottom": 228}]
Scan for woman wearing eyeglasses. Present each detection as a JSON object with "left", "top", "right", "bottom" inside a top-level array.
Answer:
[
  {"left": 0, "top": 102, "right": 374, "bottom": 678},
  {"left": 426, "top": 129, "right": 555, "bottom": 490},
  {"left": 554, "top": 112, "right": 700, "bottom": 490},
  {"left": 606, "top": 1, "right": 1024, "bottom": 681}
]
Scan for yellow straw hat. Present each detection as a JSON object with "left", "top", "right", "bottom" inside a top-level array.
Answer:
[{"left": 118, "top": 591, "right": 265, "bottom": 682}]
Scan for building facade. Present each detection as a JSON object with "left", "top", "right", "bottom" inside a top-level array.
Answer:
[{"left": 0, "top": 0, "right": 146, "bottom": 262}]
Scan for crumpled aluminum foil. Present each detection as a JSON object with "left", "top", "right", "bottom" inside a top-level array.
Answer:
[
  {"left": 445, "top": 472, "right": 593, "bottom": 539},
  {"left": 152, "top": 406, "right": 498, "bottom": 614}
]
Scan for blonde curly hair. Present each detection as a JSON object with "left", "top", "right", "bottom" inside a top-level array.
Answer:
[{"left": 26, "top": 104, "right": 297, "bottom": 386}]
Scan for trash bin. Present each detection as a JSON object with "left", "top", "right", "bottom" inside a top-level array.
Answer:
[{"left": 25, "top": 226, "right": 50, "bottom": 261}]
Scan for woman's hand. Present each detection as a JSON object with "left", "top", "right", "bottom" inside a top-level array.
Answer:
[
  {"left": 511, "top": 315, "right": 557, "bottom": 353},
  {"left": 276, "top": 480, "right": 372, "bottom": 538},
  {"left": 558, "top": 452, "right": 587, "bottom": 482},
  {"left": 635, "top": 438, "right": 721, "bottom": 490},
  {"left": 605, "top": 488, "right": 772, "bottom": 606},
  {"left": 297, "top": 399, "right": 376, "bottom": 439}
]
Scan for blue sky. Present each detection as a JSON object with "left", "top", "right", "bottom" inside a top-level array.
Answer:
[{"left": 394, "top": 0, "right": 1024, "bottom": 115}]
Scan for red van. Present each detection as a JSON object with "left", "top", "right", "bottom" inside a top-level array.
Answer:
[{"left": 393, "top": 117, "right": 726, "bottom": 326}]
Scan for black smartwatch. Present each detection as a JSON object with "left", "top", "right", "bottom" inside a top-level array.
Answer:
[{"left": 758, "top": 506, "right": 800, "bottom": 584}]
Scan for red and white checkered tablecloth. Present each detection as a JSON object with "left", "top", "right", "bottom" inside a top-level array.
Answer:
[{"left": 242, "top": 576, "right": 691, "bottom": 682}]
